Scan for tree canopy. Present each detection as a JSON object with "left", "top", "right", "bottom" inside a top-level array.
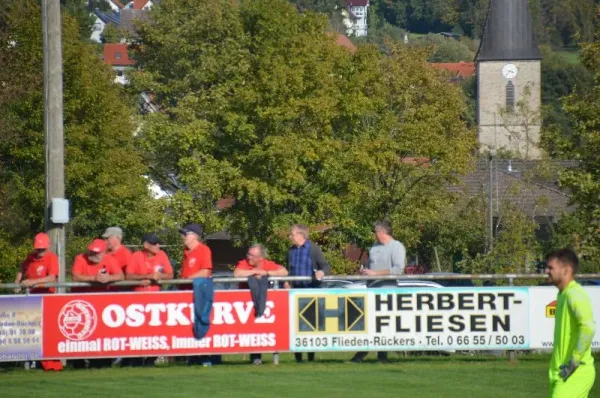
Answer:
[
  {"left": 0, "top": 0, "right": 161, "bottom": 280},
  {"left": 542, "top": 40, "right": 600, "bottom": 268},
  {"left": 132, "top": 0, "right": 476, "bottom": 265}
]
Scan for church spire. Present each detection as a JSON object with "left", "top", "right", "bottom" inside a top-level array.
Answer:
[{"left": 475, "top": 0, "right": 542, "bottom": 62}]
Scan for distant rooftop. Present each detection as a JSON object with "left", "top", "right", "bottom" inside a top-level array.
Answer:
[
  {"left": 431, "top": 61, "right": 476, "bottom": 78},
  {"left": 103, "top": 43, "right": 135, "bottom": 66}
]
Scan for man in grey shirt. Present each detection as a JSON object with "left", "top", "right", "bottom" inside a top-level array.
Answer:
[
  {"left": 351, "top": 221, "right": 406, "bottom": 363},
  {"left": 360, "top": 221, "right": 406, "bottom": 277}
]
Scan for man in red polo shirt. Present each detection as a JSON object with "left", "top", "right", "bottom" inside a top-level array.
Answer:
[
  {"left": 71, "top": 239, "right": 123, "bottom": 369},
  {"left": 71, "top": 239, "right": 124, "bottom": 293},
  {"left": 234, "top": 243, "right": 288, "bottom": 289},
  {"left": 124, "top": 233, "right": 173, "bottom": 366},
  {"left": 234, "top": 243, "right": 287, "bottom": 365},
  {"left": 15, "top": 232, "right": 63, "bottom": 371},
  {"left": 178, "top": 223, "right": 212, "bottom": 366},
  {"left": 126, "top": 233, "right": 174, "bottom": 292},
  {"left": 102, "top": 227, "right": 132, "bottom": 273},
  {"left": 14, "top": 233, "right": 58, "bottom": 294},
  {"left": 179, "top": 223, "right": 212, "bottom": 284}
]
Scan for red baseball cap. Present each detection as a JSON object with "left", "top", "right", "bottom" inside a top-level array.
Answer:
[
  {"left": 34, "top": 232, "right": 50, "bottom": 250},
  {"left": 88, "top": 239, "right": 108, "bottom": 253}
]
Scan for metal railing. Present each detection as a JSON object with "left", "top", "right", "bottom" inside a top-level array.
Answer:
[{"left": 1, "top": 273, "right": 599, "bottom": 290}]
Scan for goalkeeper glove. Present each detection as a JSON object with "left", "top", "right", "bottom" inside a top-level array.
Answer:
[{"left": 559, "top": 358, "right": 582, "bottom": 382}]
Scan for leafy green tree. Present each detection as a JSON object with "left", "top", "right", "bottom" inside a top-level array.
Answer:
[
  {"left": 61, "top": 0, "right": 96, "bottom": 41},
  {"left": 132, "top": 0, "right": 476, "bottom": 264},
  {"left": 291, "top": 0, "right": 344, "bottom": 14},
  {"left": 101, "top": 23, "right": 122, "bottom": 43},
  {"left": 412, "top": 33, "right": 475, "bottom": 62},
  {"left": 540, "top": 47, "right": 594, "bottom": 138},
  {"left": 542, "top": 39, "right": 600, "bottom": 270},
  {"left": 0, "top": 0, "right": 162, "bottom": 278},
  {"left": 88, "top": 0, "right": 112, "bottom": 12}
]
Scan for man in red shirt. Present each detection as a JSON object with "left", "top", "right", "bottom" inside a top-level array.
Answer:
[
  {"left": 124, "top": 233, "right": 173, "bottom": 367},
  {"left": 102, "top": 227, "right": 132, "bottom": 273},
  {"left": 178, "top": 223, "right": 212, "bottom": 366},
  {"left": 14, "top": 233, "right": 58, "bottom": 294},
  {"left": 71, "top": 239, "right": 124, "bottom": 293},
  {"left": 179, "top": 223, "right": 212, "bottom": 284},
  {"left": 14, "top": 233, "right": 63, "bottom": 371},
  {"left": 234, "top": 243, "right": 287, "bottom": 365},
  {"left": 126, "top": 233, "right": 174, "bottom": 292},
  {"left": 234, "top": 243, "right": 288, "bottom": 288},
  {"left": 71, "top": 239, "right": 123, "bottom": 369}
]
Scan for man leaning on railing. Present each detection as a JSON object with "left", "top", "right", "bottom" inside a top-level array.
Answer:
[
  {"left": 234, "top": 243, "right": 288, "bottom": 365},
  {"left": 350, "top": 221, "right": 406, "bottom": 364},
  {"left": 285, "top": 224, "right": 331, "bottom": 363}
]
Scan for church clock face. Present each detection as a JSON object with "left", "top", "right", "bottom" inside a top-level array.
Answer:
[{"left": 502, "top": 63, "right": 518, "bottom": 79}]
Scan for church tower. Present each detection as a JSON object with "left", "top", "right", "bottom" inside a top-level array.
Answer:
[{"left": 475, "top": 0, "right": 542, "bottom": 158}]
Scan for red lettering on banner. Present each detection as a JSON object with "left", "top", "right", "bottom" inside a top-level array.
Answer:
[{"left": 42, "top": 291, "right": 289, "bottom": 359}]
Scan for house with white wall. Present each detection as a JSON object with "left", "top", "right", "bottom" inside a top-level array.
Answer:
[{"left": 342, "top": 0, "right": 369, "bottom": 37}]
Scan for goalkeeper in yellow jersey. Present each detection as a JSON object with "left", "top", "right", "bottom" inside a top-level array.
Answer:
[{"left": 545, "top": 249, "right": 596, "bottom": 398}]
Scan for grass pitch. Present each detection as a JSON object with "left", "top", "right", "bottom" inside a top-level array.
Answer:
[{"left": 1, "top": 353, "right": 598, "bottom": 398}]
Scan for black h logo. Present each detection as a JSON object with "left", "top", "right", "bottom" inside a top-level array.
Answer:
[{"left": 297, "top": 295, "right": 365, "bottom": 333}]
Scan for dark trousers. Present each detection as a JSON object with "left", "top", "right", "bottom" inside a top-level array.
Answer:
[
  {"left": 295, "top": 352, "right": 315, "bottom": 362},
  {"left": 187, "top": 355, "right": 212, "bottom": 365},
  {"left": 70, "top": 359, "right": 86, "bottom": 369},
  {"left": 351, "top": 351, "right": 388, "bottom": 362},
  {"left": 89, "top": 358, "right": 113, "bottom": 368},
  {"left": 250, "top": 353, "right": 262, "bottom": 362},
  {"left": 291, "top": 282, "right": 318, "bottom": 363},
  {"left": 121, "top": 357, "right": 145, "bottom": 367}
]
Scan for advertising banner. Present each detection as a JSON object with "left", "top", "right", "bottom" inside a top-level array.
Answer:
[
  {"left": 0, "top": 296, "right": 43, "bottom": 361},
  {"left": 42, "top": 290, "right": 289, "bottom": 359},
  {"left": 1, "top": 285, "right": 599, "bottom": 361},
  {"left": 289, "top": 288, "right": 531, "bottom": 352},
  {"left": 528, "top": 286, "right": 600, "bottom": 350}
]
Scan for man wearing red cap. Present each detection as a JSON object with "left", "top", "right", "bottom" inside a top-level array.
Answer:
[
  {"left": 71, "top": 239, "right": 124, "bottom": 293},
  {"left": 14, "top": 233, "right": 59, "bottom": 294},
  {"left": 71, "top": 239, "right": 123, "bottom": 369},
  {"left": 15, "top": 233, "right": 63, "bottom": 371}
]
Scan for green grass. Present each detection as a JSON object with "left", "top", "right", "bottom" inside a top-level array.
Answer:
[
  {"left": 1, "top": 353, "right": 599, "bottom": 398},
  {"left": 554, "top": 49, "right": 580, "bottom": 65}
]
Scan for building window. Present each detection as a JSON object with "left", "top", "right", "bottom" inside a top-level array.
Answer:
[
  {"left": 352, "top": 6, "right": 364, "bottom": 16},
  {"left": 115, "top": 52, "right": 122, "bottom": 59},
  {"left": 506, "top": 81, "right": 515, "bottom": 112}
]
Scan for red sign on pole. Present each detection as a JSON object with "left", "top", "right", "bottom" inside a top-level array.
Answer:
[{"left": 42, "top": 291, "right": 289, "bottom": 358}]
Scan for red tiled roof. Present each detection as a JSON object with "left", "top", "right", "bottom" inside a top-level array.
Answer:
[
  {"left": 430, "top": 61, "right": 476, "bottom": 78},
  {"left": 103, "top": 43, "right": 135, "bottom": 66},
  {"left": 335, "top": 34, "right": 357, "bottom": 53},
  {"left": 133, "top": 0, "right": 149, "bottom": 9},
  {"left": 111, "top": 0, "right": 125, "bottom": 9},
  {"left": 217, "top": 197, "right": 235, "bottom": 210},
  {"left": 345, "top": 0, "right": 369, "bottom": 6}
]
